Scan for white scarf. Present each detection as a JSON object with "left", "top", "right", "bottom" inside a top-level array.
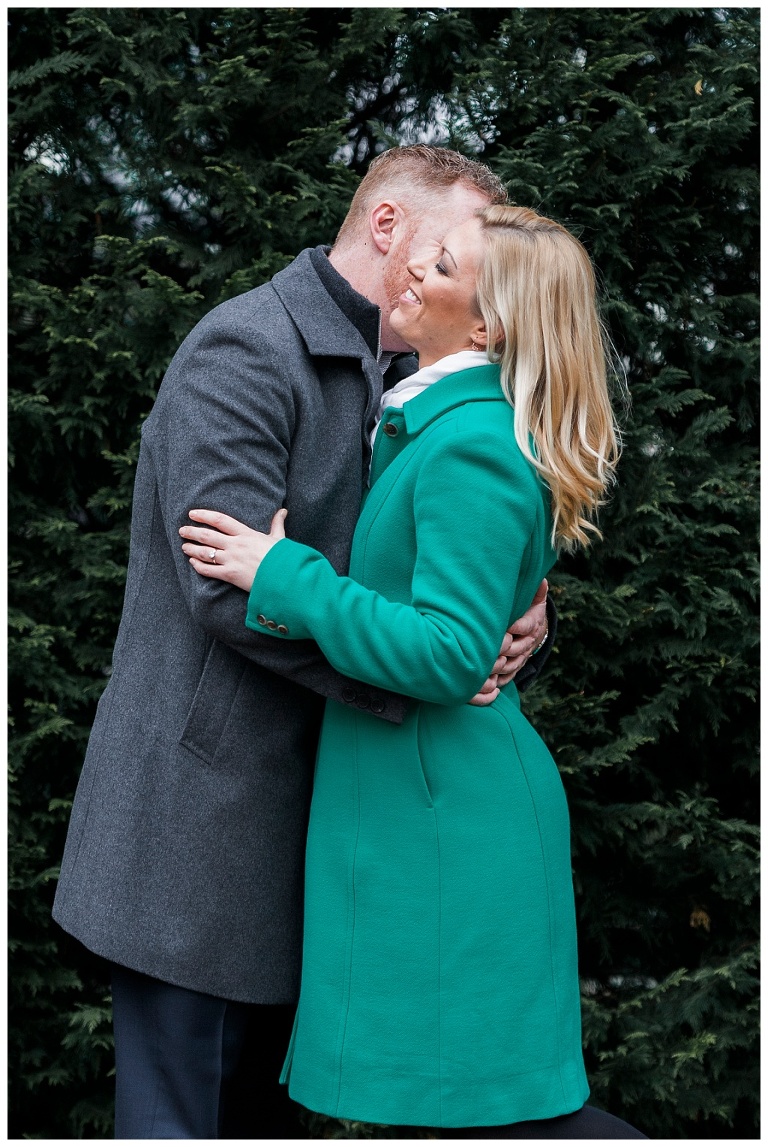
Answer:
[{"left": 370, "top": 349, "right": 490, "bottom": 451}]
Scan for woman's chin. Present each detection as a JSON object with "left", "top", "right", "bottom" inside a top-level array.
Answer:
[{"left": 387, "top": 315, "right": 419, "bottom": 354}]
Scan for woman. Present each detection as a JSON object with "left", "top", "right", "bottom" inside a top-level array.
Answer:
[{"left": 179, "top": 205, "right": 642, "bottom": 1137}]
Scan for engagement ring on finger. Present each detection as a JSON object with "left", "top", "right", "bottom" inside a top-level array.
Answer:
[{"left": 209, "top": 549, "right": 217, "bottom": 563}]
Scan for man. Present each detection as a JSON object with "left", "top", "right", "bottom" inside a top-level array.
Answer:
[{"left": 53, "top": 146, "right": 553, "bottom": 1139}]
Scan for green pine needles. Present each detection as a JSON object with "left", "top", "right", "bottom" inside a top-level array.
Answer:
[{"left": 9, "top": 8, "right": 758, "bottom": 1138}]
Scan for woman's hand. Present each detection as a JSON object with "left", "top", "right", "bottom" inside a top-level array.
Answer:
[{"left": 180, "top": 508, "right": 287, "bottom": 592}]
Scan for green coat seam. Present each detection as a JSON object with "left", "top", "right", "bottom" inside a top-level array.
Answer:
[
  {"left": 334, "top": 712, "right": 362, "bottom": 1115},
  {"left": 495, "top": 702, "right": 570, "bottom": 1110}
]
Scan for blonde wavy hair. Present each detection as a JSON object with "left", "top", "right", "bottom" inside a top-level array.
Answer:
[{"left": 475, "top": 205, "right": 620, "bottom": 551}]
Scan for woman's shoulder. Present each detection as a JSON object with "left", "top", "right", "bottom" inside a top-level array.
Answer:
[
  {"left": 421, "top": 399, "right": 542, "bottom": 496},
  {"left": 453, "top": 393, "right": 526, "bottom": 453},
  {"left": 453, "top": 391, "right": 516, "bottom": 435}
]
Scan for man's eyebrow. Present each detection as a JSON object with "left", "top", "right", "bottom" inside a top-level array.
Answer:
[{"left": 442, "top": 245, "right": 458, "bottom": 270}]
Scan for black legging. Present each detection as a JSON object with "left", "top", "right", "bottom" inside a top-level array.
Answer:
[{"left": 441, "top": 1104, "right": 647, "bottom": 1138}]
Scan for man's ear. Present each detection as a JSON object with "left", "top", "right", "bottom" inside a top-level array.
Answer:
[{"left": 369, "top": 201, "right": 402, "bottom": 255}]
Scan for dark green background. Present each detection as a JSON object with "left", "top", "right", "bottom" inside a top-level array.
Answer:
[{"left": 9, "top": 8, "right": 759, "bottom": 1138}]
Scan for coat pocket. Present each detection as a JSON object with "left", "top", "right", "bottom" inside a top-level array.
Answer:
[
  {"left": 413, "top": 705, "right": 436, "bottom": 808},
  {"left": 179, "top": 638, "right": 247, "bottom": 765}
]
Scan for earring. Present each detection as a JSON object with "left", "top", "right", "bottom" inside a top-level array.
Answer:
[{"left": 471, "top": 340, "right": 479, "bottom": 351}]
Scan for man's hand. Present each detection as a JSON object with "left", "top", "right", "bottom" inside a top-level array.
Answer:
[
  {"left": 497, "top": 579, "right": 549, "bottom": 686},
  {"left": 468, "top": 580, "right": 549, "bottom": 706}
]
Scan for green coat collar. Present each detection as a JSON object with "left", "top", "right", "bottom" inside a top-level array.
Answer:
[
  {"left": 403, "top": 364, "right": 508, "bottom": 435},
  {"left": 369, "top": 364, "right": 512, "bottom": 490}
]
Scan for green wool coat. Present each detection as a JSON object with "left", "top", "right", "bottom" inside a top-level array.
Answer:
[{"left": 246, "top": 364, "right": 589, "bottom": 1128}]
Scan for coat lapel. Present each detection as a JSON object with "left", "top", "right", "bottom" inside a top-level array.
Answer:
[
  {"left": 271, "top": 247, "right": 385, "bottom": 433},
  {"left": 367, "top": 364, "right": 508, "bottom": 491},
  {"left": 403, "top": 364, "right": 507, "bottom": 434},
  {"left": 272, "top": 248, "right": 376, "bottom": 361}
]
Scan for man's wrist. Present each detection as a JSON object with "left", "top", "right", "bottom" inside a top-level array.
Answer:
[{"left": 531, "top": 627, "right": 549, "bottom": 658}]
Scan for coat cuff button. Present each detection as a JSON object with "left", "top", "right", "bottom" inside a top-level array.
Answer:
[
  {"left": 256, "top": 614, "right": 267, "bottom": 626},
  {"left": 342, "top": 688, "right": 357, "bottom": 704},
  {"left": 277, "top": 624, "right": 289, "bottom": 635},
  {"left": 266, "top": 620, "right": 277, "bottom": 630}
]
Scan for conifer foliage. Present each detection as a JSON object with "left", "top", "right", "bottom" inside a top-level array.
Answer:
[{"left": 9, "top": 9, "right": 758, "bottom": 1139}]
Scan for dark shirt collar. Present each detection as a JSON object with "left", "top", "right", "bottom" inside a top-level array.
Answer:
[{"left": 309, "top": 246, "right": 381, "bottom": 360}]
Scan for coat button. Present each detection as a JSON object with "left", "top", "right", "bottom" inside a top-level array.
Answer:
[
  {"left": 266, "top": 620, "right": 277, "bottom": 630},
  {"left": 342, "top": 688, "right": 357, "bottom": 704},
  {"left": 355, "top": 693, "right": 371, "bottom": 710},
  {"left": 370, "top": 699, "right": 385, "bottom": 715},
  {"left": 382, "top": 422, "right": 399, "bottom": 437},
  {"left": 256, "top": 614, "right": 267, "bottom": 626},
  {"left": 277, "top": 624, "right": 289, "bottom": 635}
]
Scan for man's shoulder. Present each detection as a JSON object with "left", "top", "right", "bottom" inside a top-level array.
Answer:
[
  {"left": 156, "top": 257, "right": 319, "bottom": 394},
  {"left": 143, "top": 254, "right": 320, "bottom": 429},
  {"left": 176, "top": 246, "right": 369, "bottom": 364},
  {"left": 190, "top": 249, "right": 316, "bottom": 343},
  {"left": 151, "top": 246, "right": 373, "bottom": 419}
]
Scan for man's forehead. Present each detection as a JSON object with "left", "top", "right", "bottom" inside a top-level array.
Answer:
[
  {"left": 414, "top": 194, "right": 488, "bottom": 241},
  {"left": 412, "top": 216, "right": 475, "bottom": 249},
  {"left": 415, "top": 230, "right": 444, "bottom": 246},
  {"left": 412, "top": 218, "right": 462, "bottom": 246}
]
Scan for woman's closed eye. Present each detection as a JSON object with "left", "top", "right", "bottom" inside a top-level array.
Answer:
[{"left": 435, "top": 260, "right": 449, "bottom": 275}]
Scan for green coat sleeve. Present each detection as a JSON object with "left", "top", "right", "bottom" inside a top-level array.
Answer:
[{"left": 247, "top": 428, "right": 543, "bottom": 706}]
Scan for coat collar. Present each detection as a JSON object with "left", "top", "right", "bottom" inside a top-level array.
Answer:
[
  {"left": 308, "top": 246, "right": 381, "bottom": 358},
  {"left": 402, "top": 363, "right": 508, "bottom": 435},
  {"left": 271, "top": 247, "right": 379, "bottom": 361}
]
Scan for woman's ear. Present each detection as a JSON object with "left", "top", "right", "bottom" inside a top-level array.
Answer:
[
  {"left": 469, "top": 320, "right": 489, "bottom": 350},
  {"left": 477, "top": 323, "right": 506, "bottom": 354},
  {"left": 369, "top": 200, "right": 402, "bottom": 255}
]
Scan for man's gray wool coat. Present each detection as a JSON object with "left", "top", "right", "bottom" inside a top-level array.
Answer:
[{"left": 52, "top": 249, "right": 413, "bottom": 1004}]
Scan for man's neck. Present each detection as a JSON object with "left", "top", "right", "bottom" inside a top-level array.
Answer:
[
  {"left": 327, "top": 245, "right": 379, "bottom": 306},
  {"left": 329, "top": 246, "right": 414, "bottom": 355}
]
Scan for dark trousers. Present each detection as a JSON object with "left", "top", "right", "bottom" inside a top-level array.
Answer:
[
  {"left": 111, "top": 965, "right": 646, "bottom": 1140},
  {"left": 442, "top": 1105, "right": 647, "bottom": 1138},
  {"left": 110, "top": 964, "right": 304, "bottom": 1139}
]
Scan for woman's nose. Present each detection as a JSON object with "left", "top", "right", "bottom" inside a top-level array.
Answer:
[{"left": 406, "top": 255, "right": 425, "bottom": 279}]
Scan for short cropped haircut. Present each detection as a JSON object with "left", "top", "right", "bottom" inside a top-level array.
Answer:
[{"left": 334, "top": 145, "right": 507, "bottom": 250}]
